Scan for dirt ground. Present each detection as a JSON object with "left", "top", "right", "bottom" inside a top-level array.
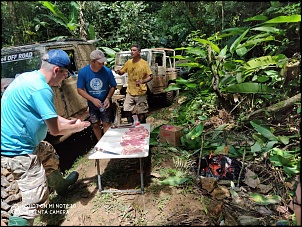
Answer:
[
  {"left": 31, "top": 101, "right": 298, "bottom": 226},
  {"left": 32, "top": 115, "right": 218, "bottom": 226},
  {"left": 35, "top": 148, "right": 295, "bottom": 226},
  {"left": 34, "top": 131, "right": 296, "bottom": 226},
  {"left": 36, "top": 125, "right": 214, "bottom": 226},
  {"left": 49, "top": 157, "right": 213, "bottom": 226},
  {"left": 1, "top": 97, "right": 299, "bottom": 226}
]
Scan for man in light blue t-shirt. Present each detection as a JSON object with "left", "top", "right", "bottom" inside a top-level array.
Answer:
[{"left": 1, "top": 49, "right": 91, "bottom": 226}]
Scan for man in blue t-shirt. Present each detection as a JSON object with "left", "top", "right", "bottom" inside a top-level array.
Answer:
[
  {"left": 1, "top": 49, "right": 91, "bottom": 226},
  {"left": 77, "top": 50, "right": 117, "bottom": 140}
]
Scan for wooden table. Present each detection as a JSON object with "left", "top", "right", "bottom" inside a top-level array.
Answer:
[{"left": 88, "top": 123, "right": 150, "bottom": 194}]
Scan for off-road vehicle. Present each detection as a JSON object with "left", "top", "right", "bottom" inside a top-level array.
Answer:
[
  {"left": 113, "top": 48, "right": 179, "bottom": 106},
  {"left": 1, "top": 38, "right": 96, "bottom": 144}
]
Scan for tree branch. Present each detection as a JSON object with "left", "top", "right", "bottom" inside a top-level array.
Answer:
[{"left": 242, "top": 93, "right": 301, "bottom": 121}]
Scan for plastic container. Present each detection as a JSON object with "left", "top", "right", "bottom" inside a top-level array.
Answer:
[
  {"left": 99, "top": 106, "right": 105, "bottom": 112},
  {"left": 99, "top": 102, "right": 105, "bottom": 112},
  {"left": 132, "top": 115, "right": 140, "bottom": 126}
]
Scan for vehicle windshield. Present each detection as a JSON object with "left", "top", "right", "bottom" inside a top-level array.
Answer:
[
  {"left": 115, "top": 51, "right": 150, "bottom": 67},
  {"left": 1, "top": 50, "right": 41, "bottom": 78}
]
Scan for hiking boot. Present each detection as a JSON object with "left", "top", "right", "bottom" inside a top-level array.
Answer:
[{"left": 8, "top": 216, "right": 32, "bottom": 226}]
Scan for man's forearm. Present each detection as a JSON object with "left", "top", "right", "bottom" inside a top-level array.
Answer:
[
  {"left": 77, "top": 88, "right": 95, "bottom": 103},
  {"left": 142, "top": 74, "right": 153, "bottom": 84},
  {"left": 46, "top": 118, "right": 90, "bottom": 136},
  {"left": 58, "top": 116, "right": 70, "bottom": 123},
  {"left": 106, "top": 87, "right": 116, "bottom": 99}
]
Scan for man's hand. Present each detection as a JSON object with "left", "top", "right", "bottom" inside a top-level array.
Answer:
[
  {"left": 68, "top": 118, "right": 78, "bottom": 124},
  {"left": 75, "top": 119, "right": 91, "bottom": 132},
  {"left": 115, "top": 69, "right": 124, "bottom": 75},
  {"left": 92, "top": 98, "right": 103, "bottom": 108},
  {"left": 46, "top": 117, "right": 91, "bottom": 136},
  {"left": 104, "top": 97, "right": 111, "bottom": 108}
]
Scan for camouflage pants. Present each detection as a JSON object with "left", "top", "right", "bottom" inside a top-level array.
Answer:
[{"left": 1, "top": 141, "right": 60, "bottom": 219}]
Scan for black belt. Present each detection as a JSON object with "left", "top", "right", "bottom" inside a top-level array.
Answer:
[
  {"left": 1, "top": 151, "right": 25, "bottom": 157},
  {"left": 1, "top": 154, "right": 15, "bottom": 157}
]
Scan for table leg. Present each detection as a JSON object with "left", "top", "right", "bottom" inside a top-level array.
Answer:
[
  {"left": 139, "top": 158, "right": 144, "bottom": 194},
  {"left": 94, "top": 158, "right": 145, "bottom": 194},
  {"left": 95, "top": 159, "right": 102, "bottom": 192}
]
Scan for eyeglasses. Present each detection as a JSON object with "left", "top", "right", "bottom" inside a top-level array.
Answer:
[{"left": 58, "top": 67, "right": 70, "bottom": 79}]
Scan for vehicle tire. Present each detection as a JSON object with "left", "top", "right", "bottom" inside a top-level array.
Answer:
[
  {"left": 165, "top": 90, "right": 174, "bottom": 106},
  {"left": 165, "top": 83, "right": 179, "bottom": 106}
]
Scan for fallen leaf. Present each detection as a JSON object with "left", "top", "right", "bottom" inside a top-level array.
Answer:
[
  {"left": 243, "top": 168, "right": 260, "bottom": 188},
  {"left": 211, "top": 185, "right": 230, "bottom": 200}
]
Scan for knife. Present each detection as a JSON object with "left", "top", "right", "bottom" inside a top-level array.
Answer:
[
  {"left": 91, "top": 147, "right": 120, "bottom": 155},
  {"left": 102, "top": 150, "right": 120, "bottom": 155},
  {"left": 111, "top": 123, "right": 134, "bottom": 129}
]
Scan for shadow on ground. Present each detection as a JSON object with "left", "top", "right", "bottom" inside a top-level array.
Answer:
[
  {"left": 100, "top": 154, "right": 152, "bottom": 191},
  {"left": 37, "top": 127, "right": 98, "bottom": 225},
  {"left": 49, "top": 126, "right": 98, "bottom": 172}
]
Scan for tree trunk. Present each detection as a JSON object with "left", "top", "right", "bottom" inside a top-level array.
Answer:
[
  {"left": 221, "top": 1, "right": 224, "bottom": 31},
  {"left": 208, "top": 45, "right": 231, "bottom": 112},
  {"left": 7, "top": 1, "right": 19, "bottom": 45},
  {"left": 243, "top": 93, "right": 301, "bottom": 121},
  {"left": 79, "top": 1, "right": 87, "bottom": 40}
]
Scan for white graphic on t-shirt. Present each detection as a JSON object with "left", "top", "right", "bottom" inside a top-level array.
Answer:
[{"left": 90, "top": 78, "right": 103, "bottom": 90}]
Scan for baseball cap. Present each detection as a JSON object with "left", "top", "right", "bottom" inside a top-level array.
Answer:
[
  {"left": 90, "top": 50, "right": 107, "bottom": 63},
  {"left": 43, "top": 49, "right": 75, "bottom": 76}
]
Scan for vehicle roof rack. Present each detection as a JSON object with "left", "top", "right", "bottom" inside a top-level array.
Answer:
[{"left": 44, "top": 37, "right": 86, "bottom": 43}]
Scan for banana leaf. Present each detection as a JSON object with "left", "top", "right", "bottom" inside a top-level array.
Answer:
[
  {"left": 193, "top": 38, "right": 220, "bottom": 53},
  {"left": 264, "top": 15, "right": 301, "bottom": 23},
  {"left": 225, "top": 83, "right": 274, "bottom": 94},
  {"left": 250, "top": 193, "right": 281, "bottom": 205},
  {"left": 250, "top": 121, "right": 278, "bottom": 141},
  {"left": 230, "top": 29, "right": 249, "bottom": 54}
]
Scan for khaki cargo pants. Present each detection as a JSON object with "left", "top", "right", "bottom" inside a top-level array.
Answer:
[{"left": 1, "top": 141, "right": 60, "bottom": 219}]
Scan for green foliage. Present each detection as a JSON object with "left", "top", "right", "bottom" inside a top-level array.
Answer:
[
  {"left": 264, "top": 15, "right": 301, "bottom": 23},
  {"left": 84, "top": 1, "right": 160, "bottom": 49},
  {"left": 249, "top": 193, "right": 281, "bottom": 205},
  {"left": 225, "top": 83, "right": 274, "bottom": 94},
  {"left": 87, "top": 24, "right": 96, "bottom": 40},
  {"left": 180, "top": 124, "right": 204, "bottom": 150},
  {"left": 241, "top": 55, "right": 288, "bottom": 82},
  {"left": 160, "top": 175, "right": 189, "bottom": 186},
  {"left": 38, "top": 1, "right": 79, "bottom": 37},
  {"left": 269, "top": 148, "right": 300, "bottom": 176},
  {"left": 272, "top": 2, "right": 301, "bottom": 16},
  {"left": 249, "top": 120, "right": 300, "bottom": 178},
  {"left": 173, "top": 3, "right": 300, "bottom": 126},
  {"left": 97, "top": 46, "right": 119, "bottom": 68},
  {"left": 1, "top": 2, "right": 44, "bottom": 45},
  {"left": 2, "top": 1, "right": 300, "bottom": 52},
  {"left": 250, "top": 120, "right": 280, "bottom": 142}
]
